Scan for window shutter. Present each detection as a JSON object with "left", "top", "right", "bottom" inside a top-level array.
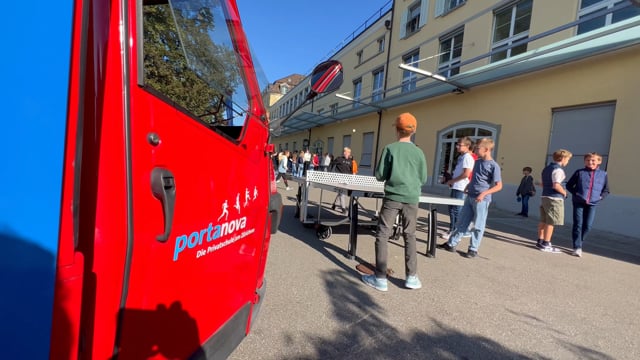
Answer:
[
  {"left": 419, "top": 0, "right": 429, "bottom": 27},
  {"left": 399, "top": 8, "right": 408, "bottom": 38},
  {"left": 435, "top": 0, "right": 445, "bottom": 17}
]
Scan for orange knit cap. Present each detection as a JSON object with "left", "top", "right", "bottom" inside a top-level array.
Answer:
[{"left": 395, "top": 112, "right": 417, "bottom": 132}]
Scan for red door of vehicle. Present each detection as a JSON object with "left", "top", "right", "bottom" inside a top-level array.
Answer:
[{"left": 114, "top": 1, "right": 272, "bottom": 358}]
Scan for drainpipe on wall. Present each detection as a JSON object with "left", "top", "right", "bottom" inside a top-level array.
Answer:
[
  {"left": 373, "top": 109, "right": 383, "bottom": 174},
  {"left": 374, "top": 2, "right": 394, "bottom": 173}
]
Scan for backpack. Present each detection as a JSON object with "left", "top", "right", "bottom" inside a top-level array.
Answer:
[{"left": 351, "top": 159, "right": 358, "bottom": 174}]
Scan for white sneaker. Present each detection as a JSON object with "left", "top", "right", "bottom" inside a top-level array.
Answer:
[
  {"left": 440, "top": 232, "right": 451, "bottom": 240},
  {"left": 286, "top": 186, "right": 291, "bottom": 191},
  {"left": 405, "top": 275, "right": 422, "bottom": 289},
  {"left": 540, "top": 245, "right": 562, "bottom": 253},
  {"left": 572, "top": 248, "right": 582, "bottom": 257}
]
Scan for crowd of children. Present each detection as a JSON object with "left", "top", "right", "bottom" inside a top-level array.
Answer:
[
  {"left": 275, "top": 129, "right": 610, "bottom": 293},
  {"left": 438, "top": 147, "right": 609, "bottom": 260}
]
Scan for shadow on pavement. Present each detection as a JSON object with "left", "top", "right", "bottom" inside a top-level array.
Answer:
[
  {"left": 277, "top": 198, "right": 433, "bottom": 269},
  {"left": 268, "top": 193, "right": 623, "bottom": 360},
  {"left": 270, "top": 269, "right": 615, "bottom": 360},
  {"left": 428, "top": 204, "right": 640, "bottom": 266}
]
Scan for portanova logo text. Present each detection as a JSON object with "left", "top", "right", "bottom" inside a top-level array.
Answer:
[{"left": 173, "top": 217, "right": 247, "bottom": 261}]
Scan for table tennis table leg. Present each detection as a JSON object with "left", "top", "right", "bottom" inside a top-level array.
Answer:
[
  {"left": 347, "top": 195, "right": 358, "bottom": 260},
  {"left": 427, "top": 207, "right": 438, "bottom": 257}
]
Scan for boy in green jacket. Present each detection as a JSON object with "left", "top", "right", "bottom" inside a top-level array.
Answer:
[{"left": 362, "top": 113, "right": 427, "bottom": 292}]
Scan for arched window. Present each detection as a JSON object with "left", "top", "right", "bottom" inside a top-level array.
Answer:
[{"left": 434, "top": 123, "right": 499, "bottom": 185}]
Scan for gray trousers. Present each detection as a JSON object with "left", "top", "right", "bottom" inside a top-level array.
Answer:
[
  {"left": 333, "top": 190, "right": 347, "bottom": 209},
  {"left": 375, "top": 199, "right": 419, "bottom": 279}
]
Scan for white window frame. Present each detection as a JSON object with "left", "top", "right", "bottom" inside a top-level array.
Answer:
[
  {"left": 377, "top": 36, "right": 385, "bottom": 53},
  {"left": 372, "top": 68, "right": 385, "bottom": 102},
  {"left": 435, "top": 0, "right": 466, "bottom": 17},
  {"left": 330, "top": 102, "right": 338, "bottom": 116},
  {"left": 400, "top": 0, "right": 429, "bottom": 38},
  {"left": 438, "top": 28, "right": 464, "bottom": 77},
  {"left": 401, "top": 51, "right": 420, "bottom": 93},
  {"left": 353, "top": 78, "right": 362, "bottom": 108},
  {"left": 577, "top": 0, "right": 640, "bottom": 34},
  {"left": 434, "top": 124, "right": 498, "bottom": 186},
  {"left": 490, "top": 0, "right": 532, "bottom": 62}
]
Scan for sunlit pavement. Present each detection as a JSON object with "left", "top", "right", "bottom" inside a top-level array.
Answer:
[{"left": 230, "top": 184, "right": 640, "bottom": 360}]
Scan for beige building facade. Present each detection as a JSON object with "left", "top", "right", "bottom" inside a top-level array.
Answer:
[{"left": 269, "top": 0, "right": 640, "bottom": 238}]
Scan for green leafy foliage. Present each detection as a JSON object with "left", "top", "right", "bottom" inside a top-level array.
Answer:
[{"left": 142, "top": 1, "right": 241, "bottom": 125}]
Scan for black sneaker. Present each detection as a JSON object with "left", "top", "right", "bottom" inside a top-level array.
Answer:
[
  {"left": 465, "top": 250, "right": 478, "bottom": 258},
  {"left": 535, "top": 240, "right": 545, "bottom": 249},
  {"left": 438, "top": 243, "right": 456, "bottom": 252}
]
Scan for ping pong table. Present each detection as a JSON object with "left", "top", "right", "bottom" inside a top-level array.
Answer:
[{"left": 291, "top": 171, "right": 464, "bottom": 259}]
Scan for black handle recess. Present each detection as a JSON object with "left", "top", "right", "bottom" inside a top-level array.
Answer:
[{"left": 151, "top": 167, "right": 176, "bottom": 242}]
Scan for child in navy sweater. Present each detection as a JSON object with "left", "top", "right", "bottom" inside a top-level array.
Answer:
[{"left": 566, "top": 152, "right": 609, "bottom": 257}]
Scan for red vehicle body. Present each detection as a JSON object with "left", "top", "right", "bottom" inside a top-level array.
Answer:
[{"left": 48, "top": 0, "right": 282, "bottom": 358}]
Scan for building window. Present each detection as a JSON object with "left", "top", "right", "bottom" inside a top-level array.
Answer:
[
  {"left": 377, "top": 36, "right": 385, "bottom": 53},
  {"left": 401, "top": 51, "right": 420, "bottom": 93},
  {"left": 353, "top": 78, "right": 362, "bottom": 108},
  {"left": 372, "top": 68, "right": 385, "bottom": 102},
  {"left": 343, "top": 135, "right": 352, "bottom": 149},
  {"left": 313, "top": 140, "right": 324, "bottom": 157},
  {"left": 330, "top": 102, "right": 339, "bottom": 115},
  {"left": 577, "top": 0, "right": 640, "bottom": 35},
  {"left": 435, "top": 0, "right": 466, "bottom": 17},
  {"left": 406, "top": 3, "right": 421, "bottom": 36},
  {"left": 435, "top": 125, "right": 498, "bottom": 186},
  {"left": 361, "top": 132, "right": 375, "bottom": 167},
  {"left": 400, "top": 0, "right": 428, "bottom": 38},
  {"left": 438, "top": 28, "right": 464, "bottom": 77},
  {"left": 357, "top": 50, "right": 363, "bottom": 65},
  {"left": 280, "top": 84, "right": 289, "bottom": 95},
  {"left": 491, "top": 0, "right": 533, "bottom": 63}
]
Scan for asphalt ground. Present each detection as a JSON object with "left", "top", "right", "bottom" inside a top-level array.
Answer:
[{"left": 229, "top": 185, "right": 640, "bottom": 360}]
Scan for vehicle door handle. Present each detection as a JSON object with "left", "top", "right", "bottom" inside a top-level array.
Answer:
[{"left": 151, "top": 167, "right": 176, "bottom": 242}]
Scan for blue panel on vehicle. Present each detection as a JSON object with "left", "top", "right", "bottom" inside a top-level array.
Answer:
[{"left": 0, "top": 2, "right": 73, "bottom": 358}]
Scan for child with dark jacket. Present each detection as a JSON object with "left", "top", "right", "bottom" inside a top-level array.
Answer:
[
  {"left": 516, "top": 166, "right": 536, "bottom": 217},
  {"left": 566, "top": 152, "right": 609, "bottom": 257},
  {"left": 329, "top": 147, "right": 355, "bottom": 214}
]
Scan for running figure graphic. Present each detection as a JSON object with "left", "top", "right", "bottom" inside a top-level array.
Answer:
[
  {"left": 234, "top": 194, "right": 241, "bottom": 214},
  {"left": 218, "top": 200, "right": 229, "bottom": 221}
]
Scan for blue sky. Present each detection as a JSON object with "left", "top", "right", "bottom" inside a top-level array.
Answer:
[{"left": 237, "top": 0, "right": 391, "bottom": 83}]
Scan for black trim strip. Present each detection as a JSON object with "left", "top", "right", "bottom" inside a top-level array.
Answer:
[{"left": 189, "top": 303, "right": 251, "bottom": 360}]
